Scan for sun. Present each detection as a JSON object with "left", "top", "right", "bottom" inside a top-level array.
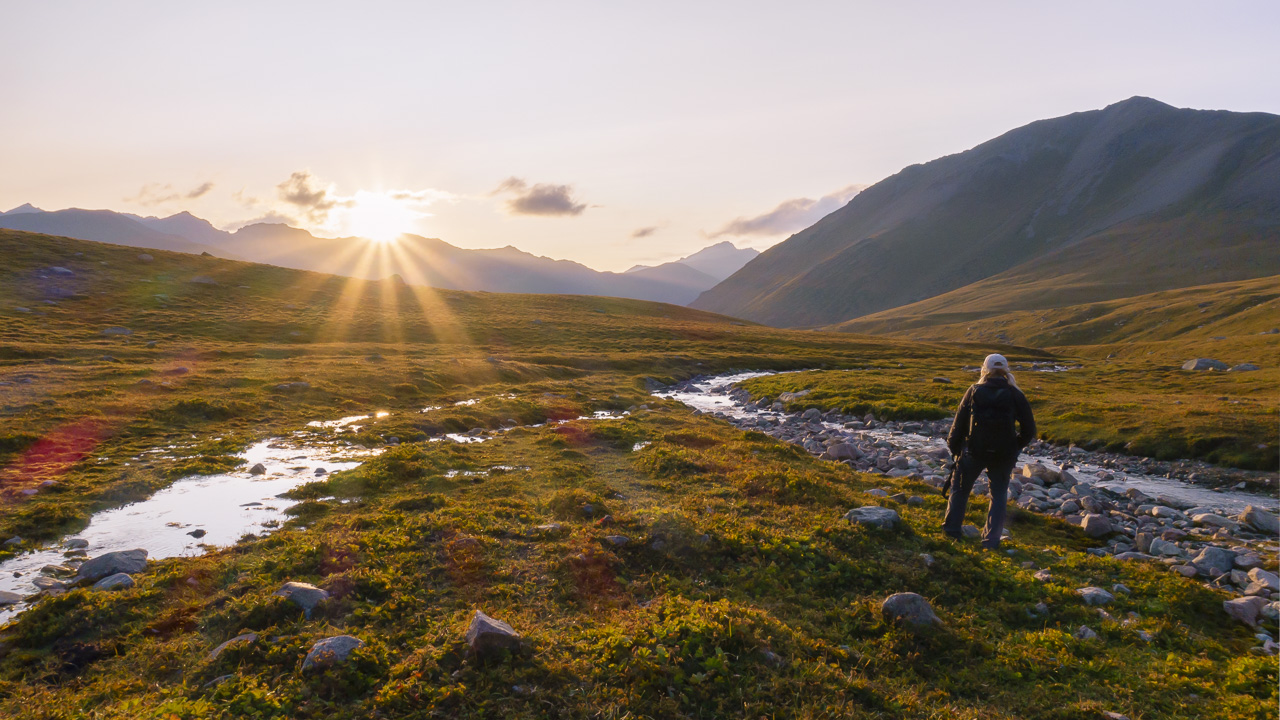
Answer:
[{"left": 341, "top": 191, "right": 424, "bottom": 243}]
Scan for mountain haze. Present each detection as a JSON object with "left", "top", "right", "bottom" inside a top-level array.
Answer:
[
  {"left": 0, "top": 208, "right": 722, "bottom": 304},
  {"left": 693, "top": 97, "right": 1280, "bottom": 327}
]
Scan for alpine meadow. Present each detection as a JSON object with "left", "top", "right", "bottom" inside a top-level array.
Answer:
[{"left": 1, "top": 5, "right": 1277, "bottom": 720}]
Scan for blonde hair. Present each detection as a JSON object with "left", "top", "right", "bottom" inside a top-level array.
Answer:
[{"left": 980, "top": 366, "right": 1018, "bottom": 388}]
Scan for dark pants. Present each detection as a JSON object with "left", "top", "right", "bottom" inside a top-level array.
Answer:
[{"left": 942, "top": 450, "right": 1017, "bottom": 548}]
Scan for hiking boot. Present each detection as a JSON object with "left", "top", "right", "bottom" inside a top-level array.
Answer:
[{"left": 944, "top": 530, "right": 963, "bottom": 540}]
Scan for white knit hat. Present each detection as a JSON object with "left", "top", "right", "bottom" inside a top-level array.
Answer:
[{"left": 982, "top": 354, "right": 1009, "bottom": 372}]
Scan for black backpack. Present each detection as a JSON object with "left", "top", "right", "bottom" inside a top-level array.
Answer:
[{"left": 967, "top": 384, "right": 1018, "bottom": 457}]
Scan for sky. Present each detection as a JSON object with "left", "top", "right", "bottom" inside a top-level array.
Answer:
[{"left": 2, "top": 1, "right": 1277, "bottom": 271}]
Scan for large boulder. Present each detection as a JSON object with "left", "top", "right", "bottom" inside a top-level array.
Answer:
[
  {"left": 1246, "top": 568, "right": 1280, "bottom": 595},
  {"left": 1181, "top": 358, "right": 1228, "bottom": 371},
  {"left": 1079, "top": 514, "right": 1112, "bottom": 538},
  {"left": 1223, "top": 596, "right": 1270, "bottom": 627},
  {"left": 1238, "top": 506, "right": 1280, "bottom": 535},
  {"left": 75, "top": 549, "right": 148, "bottom": 582},
  {"left": 822, "top": 443, "right": 861, "bottom": 461},
  {"left": 302, "top": 635, "right": 364, "bottom": 671},
  {"left": 1191, "top": 513, "right": 1239, "bottom": 532},
  {"left": 1147, "top": 538, "right": 1183, "bottom": 557},
  {"left": 274, "top": 582, "right": 330, "bottom": 617},
  {"left": 844, "top": 506, "right": 901, "bottom": 530},
  {"left": 0, "top": 590, "right": 22, "bottom": 606},
  {"left": 1191, "top": 546, "right": 1236, "bottom": 576},
  {"left": 465, "top": 610, "right": 522, "bottom": 658},
  {"left": 881, "top": 592, "right": 941, "bottom": 627}
]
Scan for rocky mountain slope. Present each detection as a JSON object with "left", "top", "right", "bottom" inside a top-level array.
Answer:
[{"left": 693, "top": 97, "right": 1280, "bottom": 327}]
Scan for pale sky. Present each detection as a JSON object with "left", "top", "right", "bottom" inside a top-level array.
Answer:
[{"left": 3, "top": 1, "right": 1277, "bottom": 271}]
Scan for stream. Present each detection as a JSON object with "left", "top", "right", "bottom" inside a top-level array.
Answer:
[{"left": 655, "top": 371, "right": 1278, "bottom": 514}]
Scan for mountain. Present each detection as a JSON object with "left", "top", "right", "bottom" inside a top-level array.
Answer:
[
  {"left": 0, "top": 208, "right": 730, "bottom": 304},
  {"left": 628, "top": 241, "right": 760, "bottom": 283},
  {"left": 129, "top": 210, "right": 231, "bottom": 247},
  {"left": 617, "top": 240, "right": 759, "bottom": 303},
  {"left": 692, "top": 97, "right": 1280, "bottom": 327},
  {"left": 0, "top": 208, "right": 229, "bottom": 257},
  {"left": 2, "top": 203, "right": 43, "bottom": 215}
]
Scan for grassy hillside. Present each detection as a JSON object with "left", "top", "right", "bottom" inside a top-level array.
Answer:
[{"left": 0, "top": 231, "right": 1274, "bottom": 718}]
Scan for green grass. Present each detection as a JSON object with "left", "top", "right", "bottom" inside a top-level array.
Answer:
[{"left": 0, "top": 230, "right": 1274, "bottom": 718}]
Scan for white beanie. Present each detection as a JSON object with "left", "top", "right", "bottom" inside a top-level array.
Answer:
[{"left": 982, "top": 354, "right": 1009, "bottom": 372}]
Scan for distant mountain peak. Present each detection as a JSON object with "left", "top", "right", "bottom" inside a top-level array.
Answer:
[{"left": 3, "top": 203, "right": 44, "bottom": 215}]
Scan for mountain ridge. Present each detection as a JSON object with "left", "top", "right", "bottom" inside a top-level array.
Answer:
[
  {"left": 0, "top": 207, "right": 735, "bottom": 305},
  {"left": 692, "top": 97, "right": 1280, "bottom": 327}
]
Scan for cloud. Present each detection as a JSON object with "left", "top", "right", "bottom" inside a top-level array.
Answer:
[
  {"left": 631, "top": 226, "right": 659, "bottom": 239},
  {"left": 492, "top": 176, "right": 588, "bottom": 217},
  {"left": 277, "top": 170, "right": 351, "bottom": 223},
  {"left": 126, "top": 181, "right": 217, "bottom": 206},
  {"left": 711, "top": 184, "right": 867, "bottom": 238}
]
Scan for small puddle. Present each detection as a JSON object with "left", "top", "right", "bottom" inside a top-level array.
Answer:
[{"left": 656, "top": 371, "right": 1277, "bottom": 514}]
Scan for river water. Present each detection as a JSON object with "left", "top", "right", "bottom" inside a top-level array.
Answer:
[{"left": 655, "top": 371, "right": 1279, "bottom": 515}]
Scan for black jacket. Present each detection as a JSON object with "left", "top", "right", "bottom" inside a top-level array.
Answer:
[{"left": 946, "top": 376, "right": 1036, "bottom": 456}]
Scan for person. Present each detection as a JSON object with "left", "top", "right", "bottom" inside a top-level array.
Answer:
[{"left": 943, "top": 353, "right": 1036, "bottom": 550}]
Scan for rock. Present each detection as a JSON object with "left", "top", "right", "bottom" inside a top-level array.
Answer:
[
  {"left": 465, "top": 610, "right": 522, "bottom": 658},
  {"left": 274, "top": 582, "right": 330, "bottom": 617},
  {"left": 249, "top": 463, "right": 267, "bottom": 475},
  {"left": 274, "top": 381, "right": 311, "bottom": 392},
  {"left": 1134, "top": 532, "right": 1153, "bottom": 553},
  {"left": 1077, "top": 587, "right": 1115, "bottom": 606},
  {"left": 821, "top": 443, "right": 861, "bottom": 461},
  {"left": 1229, "top": 363, "right": 1260, "bottom": 372},
  {"left": 1073, "top": 626, "right": 1098, "bottom": 640},
  {"left": 881, "top": 592, "right": 942, "bottom": 627},
  {"left": 1181, "top": 358, "right": 1228, "bottom": 371},
  {"left": 1223, "top": 596, "right": 1270, "bottom": 627},
  {"left": 302, "top": 635, "right": 364, "bottom": 671},
  {"left": 1112, "top": 584, "right": 1131, "bottom": 596},
  {"left": 1147, "top": 539, "right": 1183, "bottom": 557},
  {"left": 47, "top": 266, "right": 75, "bottom": 276},
  {"left": 843, "top": 506, "right": 901, "bottom": 530},
  {"left": 1080, "top": 514, "right": 1112, "bottom": 538},
  {"left": 92, "top": 573, "right": 135, "bottom": 591},
  {"left": 0, "top": 590, "right": 22, "bottom": 605},
  {"left": 1238, "top": 506, "right": 1280, "bottom": 535},
  {"left": 602, "top": 535, "right": 630, "bottom": 547},
  {"left": 189, "top": 275, "right": 219, "bottom": 285},
  {"left": 137, "top": 253, "right": 154, "bottom": 263},
  {"left": 76, "top": 549, "right": 148, "bottom": 581},
  {"left": 777, "top": 390, "right": 811, "bottom": 402},
  {"left": 1247, "top": 568, "right": 1280, "bottom": 593},
  {"left": 961, "top": 524, "right": 981, "bottom": 538},
  {"left": 102, "top": 326, "right": 133, "bottom": 336},
  {"left": 32, "top": 576, "right": 66, "bottom": 591},
  {"left": 66, "top": 538, "right": 89, "bottom": 549},
  {"left": 1113, "top": 552, "right": 1153, "bottom": 562},
  {"left": 1172, "top": 565, "right": 1199, "bottom": 578},
  {"left": 2, "top": 537, "right": 21, "bottom": 547},
  {"left": 1191, "top": 513, "right": 1239, "bottom": 531},
  {"left": 1191, "top": 546, "right": 1236, "bottom": 576},
  {"left": 209, "top": 632, "right": 257, "bottom": 660},
  {"left": 1102, "top": 713, "right": 1131, "bottom": 720},
  {"left": 1033, "top": 569, "right": 1053, "bottom": 582},
  {"left": 187, "top": 529, "right": 207, "bottom": 539},
  {"left": 801, "top": 408, "right": 822, "bottom": 421},
  {"left": 1234, "top": 553, "right": 1264, "bottom": 570},
  {"left": 864, "top": 488, "right": 888, "bottom": 498}
]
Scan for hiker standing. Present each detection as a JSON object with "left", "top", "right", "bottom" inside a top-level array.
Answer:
[{"left": 943, "top": 354, "right": 1036, "bottom": 549}]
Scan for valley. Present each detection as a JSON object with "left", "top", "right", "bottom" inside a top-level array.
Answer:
[{"left": 0, "top": 231, "right": 1275, "bottom": 719}]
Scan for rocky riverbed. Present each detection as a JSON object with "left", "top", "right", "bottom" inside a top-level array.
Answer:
[{"left": 656, "top": 371, "right": 1280, "bottom": 633}]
